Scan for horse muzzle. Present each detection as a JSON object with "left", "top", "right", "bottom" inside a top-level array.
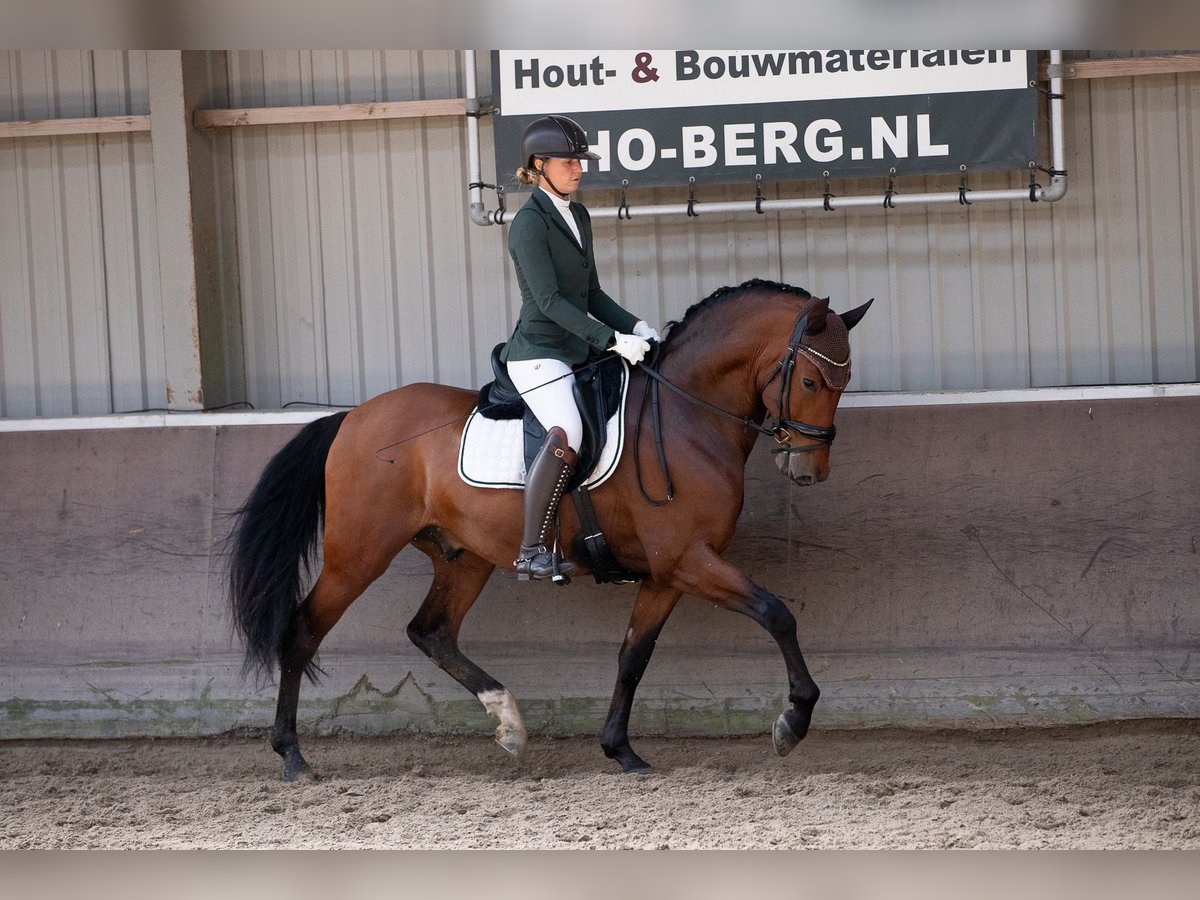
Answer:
[
  {"left": 769, "top": 419, "right": 834, "bottom": 486},
  {"left": 773, "top": 445, "right": 830, "bottom": 485}
]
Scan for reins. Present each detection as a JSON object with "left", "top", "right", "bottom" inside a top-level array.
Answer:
[{"left": 633, "top": 308, "right": 839, "bottom": 505}]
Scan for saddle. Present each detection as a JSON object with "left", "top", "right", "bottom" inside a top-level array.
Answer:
[
  {"left": 471, "top": 343, "right": 643, "bottom": 585},
  {"left": 475, "top": 343, "right": 625, "bottom": 494}
]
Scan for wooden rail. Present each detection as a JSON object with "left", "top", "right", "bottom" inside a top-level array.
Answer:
[
  {"left": 193, "top": 98, "right": 465, "bottom": 128},
  {"left": 0, "top": 114, "right": 151, "bottom": 140},
  {"left": 4, "top": 56, "right": 1196, "bottom": 141},
  {"left": 1040, "top": 54, "right": 1200, "bottom": 80},
  {"left": 0, "top": 98, "right": 465, "bottom": 140}
]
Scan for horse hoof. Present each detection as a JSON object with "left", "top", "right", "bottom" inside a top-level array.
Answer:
[
  {"left": 772, "top": 711, "right": 805, "bottom": 757},
  {"left": 605, "top": 744, "right": 653, "bottom": 774},
  {"left": 282, "top": 761, "right": 317, "bottom": 783},
  {"left": 495, "top": 724, "right": 528, "bottom": 759}
]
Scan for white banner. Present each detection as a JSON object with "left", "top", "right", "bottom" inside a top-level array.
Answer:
[{"left": 496, "top": 49, "right": 1030, "bottom": 116}]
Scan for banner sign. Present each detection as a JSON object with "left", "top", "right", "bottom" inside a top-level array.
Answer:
[{"left": 491, "top": 50, "right": 1037, "bottom": 189}]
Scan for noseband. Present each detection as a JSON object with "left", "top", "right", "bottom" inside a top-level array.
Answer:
[{"left": 634, "top": 307, "right": 842, "bottom": 504}]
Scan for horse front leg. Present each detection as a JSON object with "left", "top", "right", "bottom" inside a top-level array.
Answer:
[
  {"left": 600, "top": 581, "right": 681, "bottom": 774},
  {"left": 673, "top": 545, "right": 819, "bottom": 757},
  {"left": 405, "top": 551, "right": 526, "bottom": 757}
]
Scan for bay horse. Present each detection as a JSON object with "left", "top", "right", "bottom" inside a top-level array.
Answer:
[{"left": 228, "top": 278, "right": 872, "bottom": 780}]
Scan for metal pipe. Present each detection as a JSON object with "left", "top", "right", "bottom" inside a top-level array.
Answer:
[
  {"left": 1036, "top": 48, "right": 1069, "bottom": 203},
  {"left": 587, "top": 188, "right": 1037, "bottom": 220},
  {"left": 464, "top": 50, "right": 495, "bottom": 226}
]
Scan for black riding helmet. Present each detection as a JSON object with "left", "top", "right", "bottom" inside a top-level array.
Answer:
[{"left": 521, "top": 114, "right": 601, "bottom": 166}]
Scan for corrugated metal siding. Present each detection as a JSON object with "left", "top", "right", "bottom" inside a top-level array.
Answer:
[
  {"left": 0, "top": 51, "right": 163, "bottom": 417},
  {"left": 223, "top": 50, "right": 501, "bottom": 408},
  {"left": 223, "top": 52, "right": 1200, "bottom": 403},
  {"left": 2, "top": 51, "right": 1199, "bottom": 415}
]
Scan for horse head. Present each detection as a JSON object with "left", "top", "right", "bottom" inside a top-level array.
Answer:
[{"left": 769, "top": 296, "right": 873, "bottom": 486}]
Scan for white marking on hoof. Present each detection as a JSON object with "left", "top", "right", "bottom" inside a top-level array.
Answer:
[{"left": 478, "top": 689, "right": 528, "bottom": 758}]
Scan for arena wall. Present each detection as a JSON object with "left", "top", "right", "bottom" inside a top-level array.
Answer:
[{"left": 3, "top": 390, "right": 1197, "bottom": 740}]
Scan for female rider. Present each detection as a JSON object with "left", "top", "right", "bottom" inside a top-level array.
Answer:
[{"left": 502, "top": 114, "right": 659, "bottom": 581}]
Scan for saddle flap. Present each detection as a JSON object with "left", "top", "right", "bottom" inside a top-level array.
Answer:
[{"left": 565, "top": 358, "right": 614, "bottom": 491}]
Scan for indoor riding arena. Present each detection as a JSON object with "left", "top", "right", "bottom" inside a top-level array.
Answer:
[{"left": 2, "top": 48, "right": 1199, "bottom": 852}]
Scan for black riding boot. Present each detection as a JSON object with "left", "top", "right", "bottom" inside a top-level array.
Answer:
[{"left": 515, "top": 426, "right": 579, "bottom": 582}]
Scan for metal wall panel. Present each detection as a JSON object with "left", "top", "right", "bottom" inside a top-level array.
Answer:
[
  {"left": 3, "top": 52, "right": 1200, "bottom": 416},
  {"left": 220, "top": 48, "right": 1195, "bottom": 400},
  {"left": 0, "top": 51, "right": 162, "bottom": 418},
  {"left": 588, "top": 72, "right": 1200, "bottom": 394},
  {"left": 223, "top": 50, "right": 500, "bottom": 409}
]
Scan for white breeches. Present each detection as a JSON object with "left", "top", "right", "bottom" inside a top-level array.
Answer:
[{"left": 506, "top": 357, "right": 583, "bottom": 450}]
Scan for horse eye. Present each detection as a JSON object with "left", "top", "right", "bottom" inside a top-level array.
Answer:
[{"left": 803, "top": 378, "right": 817, "bottom": 390}]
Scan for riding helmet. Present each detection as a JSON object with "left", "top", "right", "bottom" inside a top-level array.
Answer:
[{"left": 521, "top": 114, "right": 600, "bottom": 164}]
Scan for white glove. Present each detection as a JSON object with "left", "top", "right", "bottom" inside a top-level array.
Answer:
[
  {"left": 610, "top": 332, "right": 651, "bottom": 365},
  {"left": 633, "top": 320, "right": 662, "bottom": 343}
]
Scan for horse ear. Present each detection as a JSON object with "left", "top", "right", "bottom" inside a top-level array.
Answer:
[
  {"left": 839, "top": 298, "right": 874, "bottom": 331},
  {"left": 804, "top": 297, "right": 830, "bottom": 335}
]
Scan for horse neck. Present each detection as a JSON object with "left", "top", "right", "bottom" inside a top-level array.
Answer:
[{"left": 660, "top": 298, "right": 796, "bottom": 424}]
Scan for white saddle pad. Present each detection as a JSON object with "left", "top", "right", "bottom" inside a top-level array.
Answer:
[{"left": 458, "top": 360, "right": 629, "bottom": 490}]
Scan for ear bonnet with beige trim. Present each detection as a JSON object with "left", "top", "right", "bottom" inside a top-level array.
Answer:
[{"left": 798, "top": 298, "right": 852, "bottom": 390}]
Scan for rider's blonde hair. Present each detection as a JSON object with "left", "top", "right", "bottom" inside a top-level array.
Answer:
[{"left": 515, "top": 157, "right": 542, "bottom": 186}]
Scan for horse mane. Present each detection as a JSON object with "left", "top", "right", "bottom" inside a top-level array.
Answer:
[{"left": 662, "top": 278, "right": 814, "bottom": 345}]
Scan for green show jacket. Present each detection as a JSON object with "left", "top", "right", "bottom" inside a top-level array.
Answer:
[{"left": 502, "top": 189, "right": 639, "bottom": 365}]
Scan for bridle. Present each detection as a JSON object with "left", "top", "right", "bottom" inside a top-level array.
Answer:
[
  {"left": 634, "top": 307, "right": 842, "bottom": 505},
  {"left": 758, "top": 307, "right": 842, "bottom": 455}
]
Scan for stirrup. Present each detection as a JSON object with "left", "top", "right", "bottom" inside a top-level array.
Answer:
[{"left": 515, "top": 544, "right": 577, "bottom": 584}]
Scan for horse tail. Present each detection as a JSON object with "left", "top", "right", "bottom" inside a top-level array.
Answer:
[{"left": 227, "top": 410, "right": 349, "bottom": 680}]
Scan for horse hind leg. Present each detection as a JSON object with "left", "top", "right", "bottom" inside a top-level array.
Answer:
[
  {"left": 405, "top": 546, "right": 526, "bottom": 757},
  {"left": 271, "top": 561, "right": 383, "bottom": 781}
]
